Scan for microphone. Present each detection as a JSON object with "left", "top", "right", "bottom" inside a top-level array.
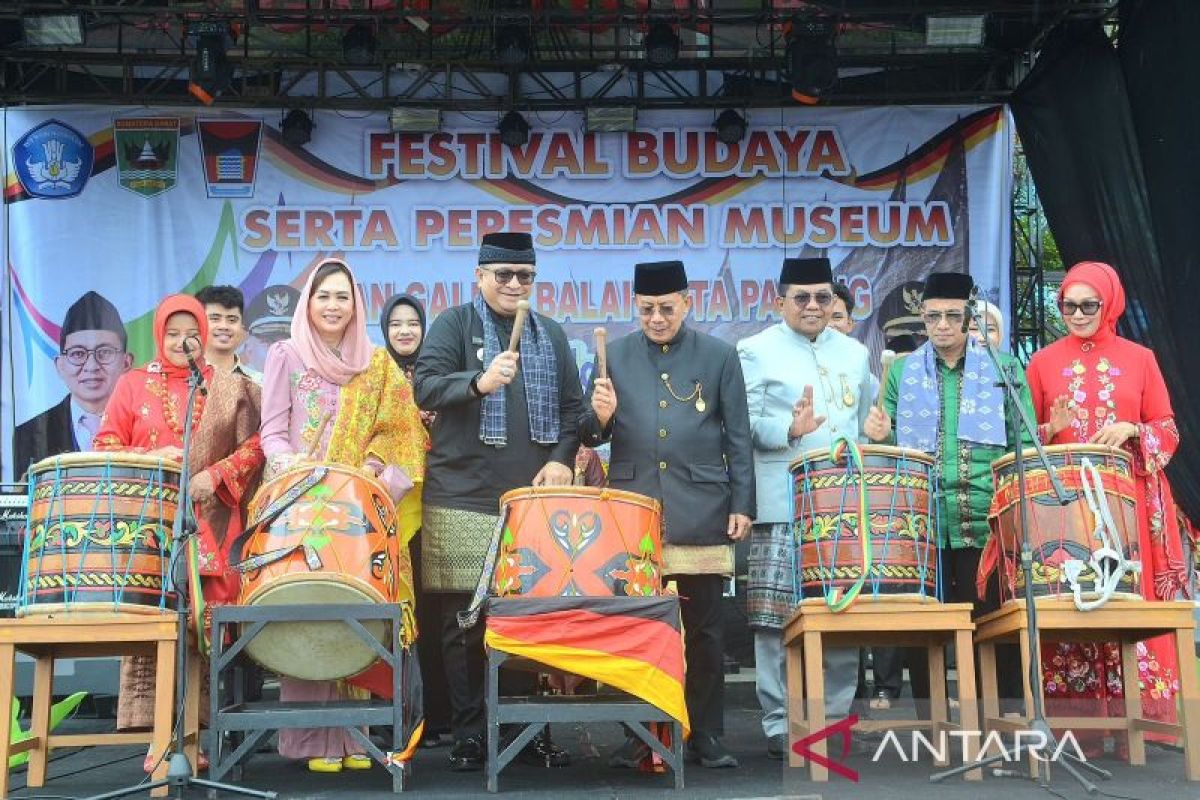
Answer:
[
  {"left": 963, "top": 285, "right": 979, "bottom": 335},
  {"left": 182, "top": 336, "right": 208, "bottom": 396}
]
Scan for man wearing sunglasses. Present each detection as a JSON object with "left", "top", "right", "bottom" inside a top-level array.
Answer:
[
  {"left": 581, "top": 259, "right": 755, "bottom": 770},
  {"left": 414, "top": 231, "right": 585, "bottom": 772},
  {"left": 866, "top": 271, "right": 1032, "bottom": 709},
  {"left": 12, "top": 290, "right": 132, "bottom": 476},
  {"left": 735, "top": 256, "right": 880, "bottom": 759}
]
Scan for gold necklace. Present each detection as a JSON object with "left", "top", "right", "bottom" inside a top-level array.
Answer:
[{"left": 661, "top": 373, "right": 705, "bottom": 413}]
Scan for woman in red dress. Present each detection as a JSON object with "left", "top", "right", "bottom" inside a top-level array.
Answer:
[{"left": 1026, "top": 261, "right": 1186, "bottom": 751}]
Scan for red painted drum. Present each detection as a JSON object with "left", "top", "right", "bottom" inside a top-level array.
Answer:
[
  {"left": 238, "top": 463, "right": 414, "bottom": 680},
  {"left": 20, "top": 453, "right": 180, "bottom": 615},
  {"left": 493, "top": 486, "right": 664, "bottom": 597},
  {"left": 989, "top": 445, "right": 1141, "bottom": 603},
  {"left": 791, "top": 444, "right": 939, "bottom": 602}
]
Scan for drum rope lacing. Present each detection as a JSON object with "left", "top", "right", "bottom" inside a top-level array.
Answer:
[
  {"left": 823, "top": 435, "right": 871, "bottom": 612},
  {"left": 1063, "top": 456, "right": 1141, "bottom": 611}
]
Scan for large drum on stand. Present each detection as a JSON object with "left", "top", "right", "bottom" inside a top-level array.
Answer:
[
  {"left": 19, "top": 453, "right": 180, "bottom": 615},
  {"left": 494, "top": 486, "right": 664, "bottom": 597},
  {"left": 989, "top": 444, "right": 1141, "bottom": 603},
  {"left": 237, "top": 463, "right": 414, "bottom": 680},
  {"left": 791, "top": 444, "right": 939, "bottom": 605}
]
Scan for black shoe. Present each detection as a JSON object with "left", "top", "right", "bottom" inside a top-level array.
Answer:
[
  {"left": 448, "top": 736, "right": 483, "bottom": 772},
  {"left": 766, "top": 733, "right": 787, "bottom": 760},
  {"left": 688, "top": 735, "right": 739, "bottom": 768},
  {"left": 608, "top": 736, "right": 650, "bottom": 769},
  {"left": 515, "top": 730, "right": 570, "bottom": 768}
]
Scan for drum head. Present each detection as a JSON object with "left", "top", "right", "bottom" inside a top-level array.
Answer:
[{"left": 243, "top": 579, "right": 388, "bottom": 681}]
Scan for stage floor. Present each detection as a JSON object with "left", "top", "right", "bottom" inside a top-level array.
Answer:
[{"left": 6, "top": 680, "right": 1188, "bottom": 800}]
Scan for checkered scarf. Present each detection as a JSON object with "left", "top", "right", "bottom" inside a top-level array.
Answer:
[
  {"left": 895, "top": 338, "right": 1006, "bottom": 452},
  {"left": 474, "top": 294, "right": 560, "bottom": 447}
]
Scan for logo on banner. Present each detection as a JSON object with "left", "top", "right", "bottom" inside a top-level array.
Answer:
[
  {"left": 197, "top": 119, "right": 264, "bottom": 198},
  {"left": 114, "top": 117, "right": 180, "bottom": 198},
  {"left": 11, "top": 119, "right": 94, "bottom": 199}
]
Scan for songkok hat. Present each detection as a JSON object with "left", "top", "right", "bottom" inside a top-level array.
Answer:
[
  {"left": 780, "top": 257, "right": 832, "bottom": 286},
  {"left": 479, "top": 232, "right": 536, "bottom": 265},
  {"left": 633, "top": 260, "right": 688, "bottom": 296},
  {"left": 885, "top": 333, "right": 918, "bottom": 355},
  {"left": 60, "top": 291, "right": 126, "bottom": 350},
  {"left": 921, "top": 271, "right": 974, "bottom": 301},
  {"left": 245, "top": 284, "right": 301, "bottom": 343}
]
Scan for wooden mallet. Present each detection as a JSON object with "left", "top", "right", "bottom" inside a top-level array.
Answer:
[
  {"left": 508, "top": 300, "right": 531, "bottom": 352},
  {"left": 875, "top": 349, "right": 896, "bottom": 410},
  {"left": 593, "top": 327, "right": 608, "bottom": 380}
]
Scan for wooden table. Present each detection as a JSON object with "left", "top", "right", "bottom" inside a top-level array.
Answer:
[
  {"left": 974, "top": 599, "right": 1199, "bottom": 781},
  {"left": 783, "top": 598, "right": 980, "bottom": 782},
  {"left": 0, "top": 613, "right": 200, "bottom": 798}
]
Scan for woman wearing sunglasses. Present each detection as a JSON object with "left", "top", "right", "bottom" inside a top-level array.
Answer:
[{"left": 1026, "top": 260, "right": 1186, "bottom": 756}]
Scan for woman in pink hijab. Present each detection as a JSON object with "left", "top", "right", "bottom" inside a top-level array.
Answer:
[{"left": 260, "top": 258, "right": 426, "bottom": 773}]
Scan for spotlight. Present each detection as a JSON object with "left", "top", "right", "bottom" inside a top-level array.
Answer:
[
  {"left": 644, "top": 21, "right": 680, "bottom": 66},
  {"left": 496, "top": 22, "right": 531, "bottom": 66},
  {"left": 715, "top": 110, "right": 747, "bottom": 144},
  {"left": 187, "top": 21, "right": 233, "bottom": 105},
  {"left": 342, "top": 23, "right": 376, "bottom": 66},
  {"left": 499, "top": 111, "right": 530, "bottom": 147},
  {"left": 281, "top": 110, "right": 314, "bottom": 147},
  {"left": 786, "top": 15, "right": 838, "bottom": 105}
]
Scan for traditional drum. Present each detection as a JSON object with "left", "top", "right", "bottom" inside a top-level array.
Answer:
[
  {"left": 791, "top": 442, "right": 938, "bottom": 607},
  {"left": 19, "top": 452, "right": 180, "bottom": 615},
  {"left": 237, "top": 463, "right": 414, "bottom": 681},
  {"left": 493, "top": 486, "right": 663, "bottom": 597},
  {"left": 987, "top": 444, "right": 1140, "bottom": 603}
]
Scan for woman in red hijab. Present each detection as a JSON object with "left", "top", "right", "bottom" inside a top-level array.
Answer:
[
  {"left": 1026, "top": 261, "right": 1185, "bottom": 752},
  {"left": 94, "top": 294, "right": 264, "bottom": 761}
]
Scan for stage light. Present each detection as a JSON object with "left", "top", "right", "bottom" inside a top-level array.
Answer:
[
  {"left": 644, "top": 21, "right": 680, "bottom": 66},
  {"left": 496, "top": 22, "right": 531, "bottom": 66},
  {"left": 715, "top": 110, "right": 747, "bottom": 144},
  {"left": 390, "top": 107, "right": 442, "bottom": 134},
  {"left": 342, "top": 23, "right": 377, "bottom": 66},
  {"left": 188, "top": 21, "right": 233, "bottom": 105},
  {"left": 281, "top": 110, "right": 314, "bottom": 147},
  {"left": 926, "top": 15, "right": 986, "bottom": 47},
  {"left": 22, "top": 14, "right": 84, "bottom": 46},
  {"left": 499, "top": 111, "right": 530, "bottom": 147},
  {"left": 786, "top": 15, "right": 838, "bottom": 105},
  {"left": 585, "top": 106, "right": 637, "bottom": 133}
]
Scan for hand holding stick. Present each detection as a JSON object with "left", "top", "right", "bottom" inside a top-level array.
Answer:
[
  {"left": 593, "top": 327, "right": 608, "bottom": 380},
  {"left": 508, "top": 300, "right": 531, "bottom": 352},
  {"left": 875, "top": 349, "right": 896, "bottom": 410},
  {"left": 307, "top": 412, "right": 333, "bottom": 459}
]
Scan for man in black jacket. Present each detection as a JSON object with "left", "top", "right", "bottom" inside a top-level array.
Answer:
[
  {"left": 413, "top": 231, "right": 585, "bottom": 771},
  {"left": 12, "top": 291, "right": 131, "bottom": 477},
  {"left": 580, "top": 260, "right": 755, "bottom": 768}
]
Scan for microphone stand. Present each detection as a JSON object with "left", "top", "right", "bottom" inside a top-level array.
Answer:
[
  {"left": 930, "top": 292, "right": 1111, "bottom": 792},
  {"left": 87, "top": 349, "right": 275, "bottom": 800}
]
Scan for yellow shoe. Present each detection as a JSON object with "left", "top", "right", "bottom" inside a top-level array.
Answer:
[
  {"left": 307, "top": 757, "right": 344, "bottom": 773},
  {"left": 342, "top": 754, "right": 372, "bottom": 770}
]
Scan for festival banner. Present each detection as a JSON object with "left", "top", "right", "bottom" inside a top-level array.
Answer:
[{"left": 1, "top": 105, "right": 1013, "bottom": 480}]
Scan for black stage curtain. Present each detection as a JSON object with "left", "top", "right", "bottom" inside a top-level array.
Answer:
[{"left": 1009, "top": 18, "right": 1200, "bottom": 522}]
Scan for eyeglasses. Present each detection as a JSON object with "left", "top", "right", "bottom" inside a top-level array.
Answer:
[
  {"left": 1058, "top": 299, "right": 1102, "bottom": 317},
  {"left": 638, "top": 304, "right": 679, "bottom": 318},
  {"left": 484, "top": 267, "right": 537, "bottom": 286},
  {"left": 922, "top": 311, "right": 966, "bottom": 326},
  {"left": 786, "top": 291, "right": 834, "bottom": 308},
  {"left": 60, "top": 345, "right": 123, "bottom": 367}
]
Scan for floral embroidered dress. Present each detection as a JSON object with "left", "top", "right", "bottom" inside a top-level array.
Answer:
[
  {"left": 94, "top": 295, "right": 263, "bottom": 730},
  {"left": 260, "top": 261, "right": 426, "bottom": 760},
  {"left": 1026, "top": 262, "right": 1185, "bottom": 743}
]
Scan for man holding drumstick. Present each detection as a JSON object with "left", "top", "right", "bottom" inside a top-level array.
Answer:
[
  {"left": 581, "top": 260, "right": 755, "bottom": 769},
  {"left": 736, "top": 256, "right": 881, "bottom": 759},
  {"left": 413, "top": 231, "right": 585, "bottom": 771}
]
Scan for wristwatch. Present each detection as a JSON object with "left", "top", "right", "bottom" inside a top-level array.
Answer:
[{"left": 469, "top": 371, "right": 485, "bottom": 398}]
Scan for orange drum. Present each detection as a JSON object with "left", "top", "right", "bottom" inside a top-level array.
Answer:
[
  {"left": 494, "top": 487, "right": 663, "bottom": 597},
  {"left": 20, "top": 453, "right": 179, "bottom": 615},
  {"left": 238, "top": 463, "right": 414, "bottom": 680},
  {"left": 989, "top": 445, "right": 1141, "bottom": 603}
]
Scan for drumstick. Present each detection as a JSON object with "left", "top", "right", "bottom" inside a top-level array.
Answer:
[
  {"left": 875, "top": 349, "right": 896, "bottom": 410},
  {"left": 307, "top": 412, "right": 333, "bottom": 459},
  {"left": 508, "top": 300, "right": 531, "bottom": 352},
  {"left": 593, "top": 327, "right": 608, "bottom": 380}
]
